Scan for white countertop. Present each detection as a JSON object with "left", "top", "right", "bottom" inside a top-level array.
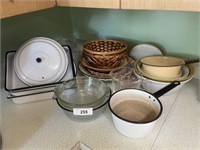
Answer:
[{"left": 0, "top": 78, "right": 199, "bottom": 150}]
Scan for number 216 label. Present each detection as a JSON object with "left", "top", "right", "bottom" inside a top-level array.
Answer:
[{"left": 73, "top": 108, "right": 93, "bottom": 116}]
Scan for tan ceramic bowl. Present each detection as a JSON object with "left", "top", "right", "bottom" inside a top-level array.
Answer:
[{"left": 140, "top": 56, "right": 185, "bottom": 79}]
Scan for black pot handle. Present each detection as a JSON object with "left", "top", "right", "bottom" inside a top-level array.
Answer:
[{"left": 153, "top": 81, "right": 180, "bottom": 98}]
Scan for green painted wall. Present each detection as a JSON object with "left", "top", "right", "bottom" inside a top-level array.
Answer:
[
  {"left": 1, "top": 7, "right": 199, "bottom": 59},
  {"left": 1, "top": 7, "right": 200, "bottom": 62},
  {"left": 69, "top": 8, "right": 200, "bottom": 58},
  {"left": 1, "top": 7, "right": 73, "bottom": 62}
]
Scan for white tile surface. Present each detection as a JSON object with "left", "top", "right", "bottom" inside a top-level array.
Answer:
[
  {"left": 192, "top": 62, "right": 200, "bottom": 79},
  {"left": 152, "top": 79, "right": 200, "bottom": 150},
  {"left": 0, "top": 79, "right": 199, "bottom": 150}
]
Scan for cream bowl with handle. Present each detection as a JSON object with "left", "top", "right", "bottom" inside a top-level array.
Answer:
[
  {"left": 140, "top": 56, "right": 185, "bottom": 79},
  {"left": 134, "top": 62, "right": 195, "bottom": 96}
]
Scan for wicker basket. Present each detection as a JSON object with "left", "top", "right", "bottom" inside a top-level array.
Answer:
[{"left": 83, "top": 40, "right": 127, "bottom": 68}]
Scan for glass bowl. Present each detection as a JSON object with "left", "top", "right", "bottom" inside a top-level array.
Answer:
[{"left": 54, "top": 76, "right": 111, "bottom": 121}]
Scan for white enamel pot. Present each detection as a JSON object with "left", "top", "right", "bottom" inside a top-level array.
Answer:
[{"left": 108, "top": 81, "right": 180, "bottom": 138}]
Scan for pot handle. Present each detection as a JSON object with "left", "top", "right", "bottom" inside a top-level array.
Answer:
[
  {"left": 153, "top": 81, "right": 180, "bottom": 98},
  {"left": 184, "top": 58, "right": 200, "bottom": 65}
]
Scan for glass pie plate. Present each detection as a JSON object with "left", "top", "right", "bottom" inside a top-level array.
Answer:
[{"left": 53, "top": 76, "right": 111, "bottom": 121}]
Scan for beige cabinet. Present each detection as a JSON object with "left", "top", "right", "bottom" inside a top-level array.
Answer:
[
  {"left": 57, "top": 0, "right": 200, "bottom": 12},
  {"left": 1, "top": 0, "right": 199, "bottom": 19},
  {"left": 121, "top": 0, "right": 200, "bottom": 12},
  {"left": 0, "top": 0, "right": 55, "bottom": 19},
  {"left": 56, "top": 0, "right": 120, "bottom": 9}
]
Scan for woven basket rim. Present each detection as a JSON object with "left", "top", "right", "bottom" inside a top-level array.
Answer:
[
  {"left": 84, "top": 50, "right": 126, "bottom": 57},
  {"left": 80, "top": 54, "right": 129, "bottom": 72},
  {"left": 83, "top": 39, "right": 127, "bottom": 55}
]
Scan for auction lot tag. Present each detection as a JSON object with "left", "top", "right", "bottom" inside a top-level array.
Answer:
[{"left": 73, "top": 108, "right": 93, "bottom": 116}]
